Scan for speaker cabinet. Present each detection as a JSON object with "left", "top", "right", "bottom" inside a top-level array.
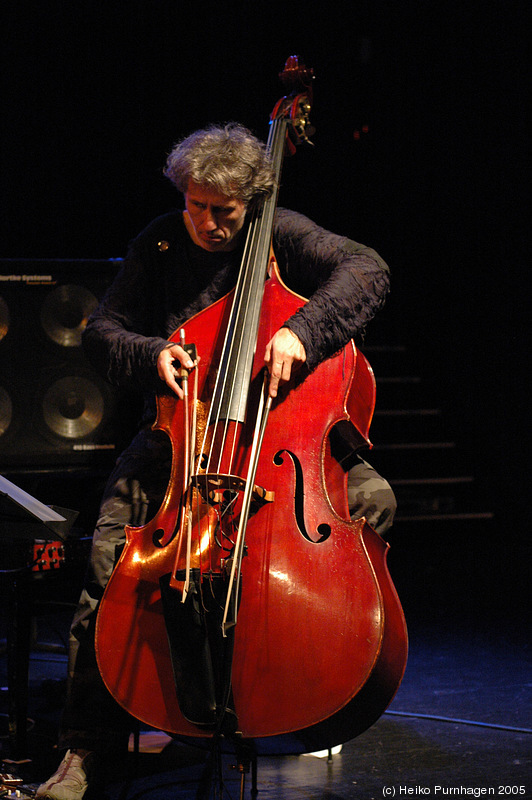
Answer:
[{"left": 0, "top": 258, "right": 131, "bottom": 469}]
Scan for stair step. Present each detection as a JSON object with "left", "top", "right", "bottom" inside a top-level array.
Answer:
[
  {"left": 378, "top": 376, "right": 422, "bottom": 384},
  {"left": 375, "top": 379, "right": 439, "bottom": 406},
  {"left": 362, "top": 345, "right": 412, "bottom": 379},
  {"left": 371, "top": 408, "right": 447, "bottom": 441},
  {"left": 360, "top": 338, "right": 490, "bottom": 526},
  {"left": 366, "top": 442, "right": 459, "bottom": 478},
  {"left": 373, "top": 407, "right": 442, "bottom": 428},
  {"left": 362, "top": 344, "right": 408, "bottom": 363},
  {"left": 372, "top": 441, "right": 456, "bottom": 451},
  {"left": 363, "top": 345, "right": 407, "bottom": 353},
  {"left": 390, "top": 476, "right": 474, "bottom": 486},
  {"left": 375, "top": 408, "right": 441, "bottom": 416},
  {"left": 395, "top": 511, "right": 494, "bottom": 522},
  {"left": 390, "top": 475, "right": 481, "bottom": 517}
]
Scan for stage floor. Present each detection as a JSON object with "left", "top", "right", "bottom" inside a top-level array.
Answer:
[{"left": 1, "top": 590, "right": 530, "bottom": 799}]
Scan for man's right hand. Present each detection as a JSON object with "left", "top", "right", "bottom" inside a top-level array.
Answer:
[{"left": 157, "top": 343, "right": 197, "bottom": 399}]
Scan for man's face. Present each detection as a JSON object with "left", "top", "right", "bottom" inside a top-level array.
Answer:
[{"left": 184, "top": 180, "right": 247, "bottom": 252}]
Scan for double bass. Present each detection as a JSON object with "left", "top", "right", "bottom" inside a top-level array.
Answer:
[{"left": 95, "top": 56, "right": 408, "bottom": 759}]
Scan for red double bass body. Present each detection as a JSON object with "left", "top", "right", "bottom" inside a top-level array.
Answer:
[
  {"left": 95, "top": 57, "right": 407, "bottom": 755},
  {"left": 95, "top": 261, "right": 407, "bottom": 753}
]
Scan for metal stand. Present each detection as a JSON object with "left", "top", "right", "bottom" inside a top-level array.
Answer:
[
  {"left": 3, "top": 555, "right": 33, "bottom": 760},
  {"left": 0, "top": 474, "right": 77, "bottom": 758},
  {"left": 193, "top": 738, "right": 258, "bottom": 800},
  {"left": 233, "top": 740, "right": 258, "bottom": 799}
]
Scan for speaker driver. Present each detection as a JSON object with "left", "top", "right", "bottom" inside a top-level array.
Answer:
[
  {"left": 42, "top": 376, "right": 105, "bottom": 439},
  {"left": 0, "top": 386, "right": 13, "bottom": 436},
  {"left": 40, "top": 284, "right": 99, "bottom": 347},
  {"left": 0, "top": 297, "right": 9, "bottom": 341}
]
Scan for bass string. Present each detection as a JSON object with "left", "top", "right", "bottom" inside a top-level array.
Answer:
[{"left": 190, "top": 116, "right": 288, "bottom": 571}]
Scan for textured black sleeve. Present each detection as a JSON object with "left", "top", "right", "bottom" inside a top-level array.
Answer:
[
  {"left": 81, "top": 218, "right": 176, "bottom": 390},
  {"left": 273, "top": 208, "right": 390, "bottom": 371}
]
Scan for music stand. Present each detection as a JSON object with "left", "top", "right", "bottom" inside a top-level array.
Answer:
[
  {"left": 0, "top": 474, "right": 78, "bottom": 758},
  {"left": 0, "top": 475, "right": 78, "bottom": 541}
]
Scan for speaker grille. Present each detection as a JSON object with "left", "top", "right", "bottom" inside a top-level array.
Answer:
[{"left": 0, "top": 259, "right": 130, "bottom": 469}]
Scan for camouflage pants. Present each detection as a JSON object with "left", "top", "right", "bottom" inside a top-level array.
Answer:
[
  {"left": 59, "top": 427, "right": 396, "bottom": 753},
  {"left": 347, "top": 455, "right": 397, "bottom": 536}
]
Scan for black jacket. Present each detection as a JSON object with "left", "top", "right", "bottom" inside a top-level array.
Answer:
[{"left": 83, "top": 208, "right": 390, "bottom": 405}]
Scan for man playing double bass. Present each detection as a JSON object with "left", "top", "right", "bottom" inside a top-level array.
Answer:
[{"left": 36, "top": 122, "right": 396, "bottom": 799}]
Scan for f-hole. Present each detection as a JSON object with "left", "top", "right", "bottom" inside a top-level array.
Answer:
[{"left": 273, "top": 449, "right": 331, "bottom": 543}]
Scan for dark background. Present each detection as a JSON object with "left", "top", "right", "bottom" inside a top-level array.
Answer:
[{"left": 1, "top": 2, "right": 529, "bottom": 589}]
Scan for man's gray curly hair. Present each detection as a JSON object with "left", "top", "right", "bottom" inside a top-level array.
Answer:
[{"left": 163, "top": 123, "right": 276, "bottom": 205}]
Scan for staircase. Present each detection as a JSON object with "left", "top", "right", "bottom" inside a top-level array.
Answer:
[
  {"left": 362, "top": 342, "right": 494, "bottom": 526},
  {"left": 359, "top": 335, "right": 496, "bottom": 609}
]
